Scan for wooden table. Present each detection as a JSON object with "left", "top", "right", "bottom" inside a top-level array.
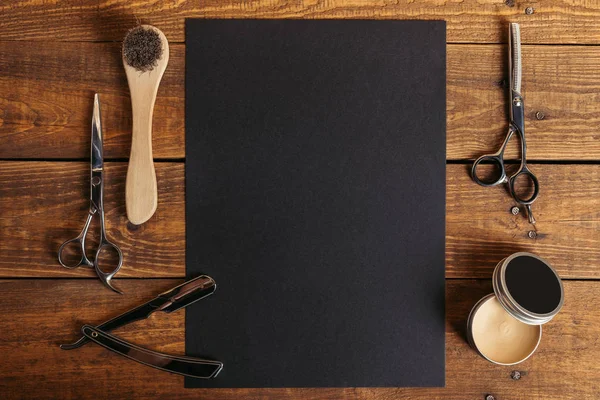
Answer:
[{"left": 1, "top": 1, "right": 599, "bottom": 399}]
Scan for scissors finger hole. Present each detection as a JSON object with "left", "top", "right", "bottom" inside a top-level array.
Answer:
[
  {"left": 58, "top": 241, "right": 85, "bottom": 268},
  {"left": 95, "top": 244, "right": 122, "bottom": 275},
  {"left": 512, "top": 173, "right": 538, "bottom": 203},
  {"left": 473, "top": 158, "right": 504, "bottom": 185}
]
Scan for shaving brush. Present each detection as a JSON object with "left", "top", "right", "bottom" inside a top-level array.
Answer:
[{"left": 122, "top": 25, "right": 169, "bottom": 225}]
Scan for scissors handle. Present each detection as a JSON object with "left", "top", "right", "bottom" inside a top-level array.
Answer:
[
  {"left": 58, "top": 206, "right": 124, "bottom": 293},
  {"left": 471, "top": 127, "right": 516, "bottom": 187},
  {"left": 58, "top": 237, "right": 92, "bottom": 269},
  {"left": 58, "top": 211, "right": 95, "bottom": 269},
  {"left": 508, "top": 166, "right": 539, "bottom": 205},
  {"left": 93, "top": 239, "right": 124, "bottom": 294},
  {"left": 471, "top": 154, "right": 507, "bottom": 187}
]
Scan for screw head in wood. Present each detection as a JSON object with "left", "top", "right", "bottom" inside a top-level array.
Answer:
[
  {"left": 528, "top": 230, "right": 537, "bottom": 239},
  {"left": 511, "top": 370, "right": 522, "bottom": 380},
  {"left": 511, "top": 206, "right": 520, "bottom": 215},
  {"left": 525, "top": 6, "right": 534, "bottom": 14},
  {"left": 536, "top": 111, "right": 545, "bottom": 120},
  {"left": 486, "top": 395, "right": 496, "bottom": 400}
]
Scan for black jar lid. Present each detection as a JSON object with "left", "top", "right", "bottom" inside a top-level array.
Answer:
[{"left": 492, "top": 252, "right": 564, "bottom": 325}]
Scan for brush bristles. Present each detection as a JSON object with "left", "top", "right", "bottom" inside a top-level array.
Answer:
[{"left": 123, "top": 26, "right": 163, "bottom": 72}]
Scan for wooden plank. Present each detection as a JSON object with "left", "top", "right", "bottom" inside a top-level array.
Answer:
[
  {"left": 3, "top": 42, "right": 600, "bottom": 161},
  {"left": 448, "top": 44, "right": 600, "bottom": 162},
  {"left": 0, "top": 162, "right": 184, "bottom": 278},
  {"left": 447, "top": 163, "right": 600, "bottom": 279},
  {"left": 0, "top": 278, "right": 597, "bottom": 399},
  {"left": 1, "top": 161, "right": 599, "bottom": 279},
  {"left": 0, "top": 42, "right": 184, "bottom": 159},
  {"left": 1, "top": 1, "right": 600, "bottom": 44}
]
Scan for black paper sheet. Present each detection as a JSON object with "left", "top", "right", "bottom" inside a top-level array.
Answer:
[{"left": 185, "top": 19, "right": 446, "bottom": 388}]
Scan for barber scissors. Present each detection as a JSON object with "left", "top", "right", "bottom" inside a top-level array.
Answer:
[
  {"left": 58, "top": 93, "right": 123, "bottom": 293},
  {"left": 471, "top": 23, "right": 539, "bottom": 225}
]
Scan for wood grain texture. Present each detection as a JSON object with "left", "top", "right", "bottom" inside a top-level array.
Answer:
[
  {"left": 449, "top": 44, "right": 600, "bottom": 161},
  {"left": 0, "top": 42, "right": 184, "bottom": 159},
  {"left": 1, "top": 162, "right": 598, "bottom": 279},
  {"left": 0, "top": 162, "right": 184, "bottom": 278},
  {"left": 0, "top": 279, "right": 597, "bottom": 400},
  {"left": 3, "top": 42, "right": 600, "bottom": 161},
  {"left": 447, "top": 163, "right": 600, "bottom": 279},
  {"left": 1, "top": 1, "right": 600, "bottom": 44}
]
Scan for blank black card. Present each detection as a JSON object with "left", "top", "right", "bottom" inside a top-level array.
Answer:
[{"left": 185, "top": 19, "right": 446, "bottom": 388}]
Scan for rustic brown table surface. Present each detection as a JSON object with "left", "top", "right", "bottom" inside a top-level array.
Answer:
[{"left": 1, "top": 1, "right": 600, "bottom": 399}]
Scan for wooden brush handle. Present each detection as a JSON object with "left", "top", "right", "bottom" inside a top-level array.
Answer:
[
  {"left": 126, "top": 83, "right": 158, "bottom": 225},
  {"left": 123, "top": 24, "right": 169, "bottom": 225}
]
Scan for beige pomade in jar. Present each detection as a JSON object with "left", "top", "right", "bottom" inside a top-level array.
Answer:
[{"left": 467, "top": 252, "right": 564, "bottom": 365}]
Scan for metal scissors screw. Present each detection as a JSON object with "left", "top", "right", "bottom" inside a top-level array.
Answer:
[
  {"left": 58, "top": 93, "right": 123, "bottom": 294},
  {"left": 471, "top": 23, "right": 539, "bottom": 225}
]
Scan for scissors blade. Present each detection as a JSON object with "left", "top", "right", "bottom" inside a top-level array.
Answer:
[
  {"left": 509, "top": 23, "right": 522, "bottom": 94},
  {"left": 91, "top": 93, "right": 103, "bottom": 172}
]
